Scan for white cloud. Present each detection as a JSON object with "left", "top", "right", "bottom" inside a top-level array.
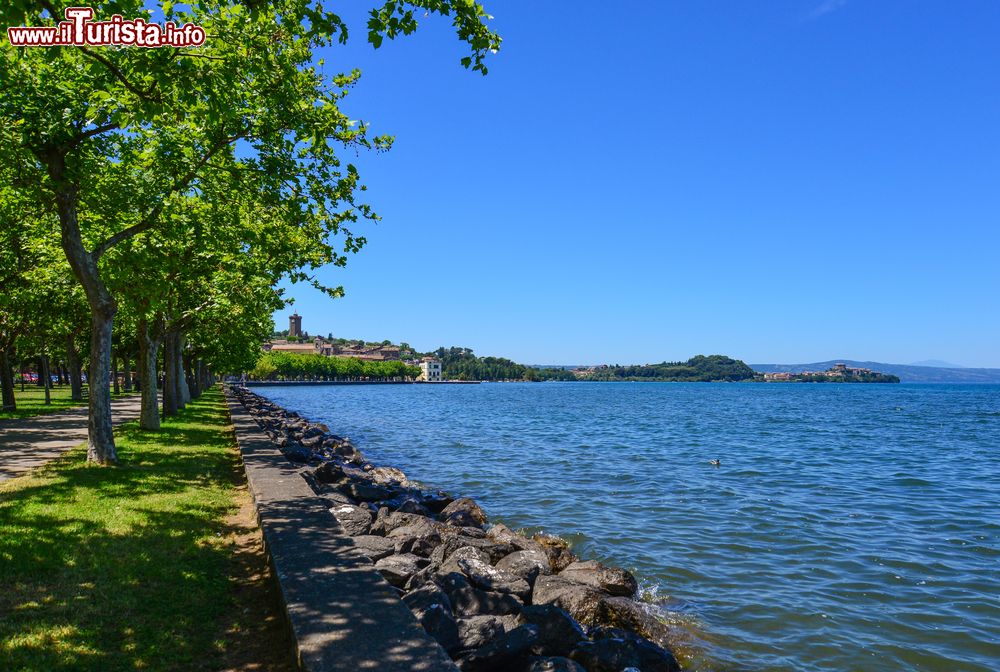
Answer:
[{"left": 807, "top": 0, "right": 848, "bottom": 20}]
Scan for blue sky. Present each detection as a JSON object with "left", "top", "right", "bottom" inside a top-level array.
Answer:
[{"left": 273, "top": 1, "right": 1000, "bottom": 367}]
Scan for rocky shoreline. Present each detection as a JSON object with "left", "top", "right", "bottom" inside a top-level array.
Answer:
[{"left": 231, "top": 386, "right": 683, "bottom": 672}]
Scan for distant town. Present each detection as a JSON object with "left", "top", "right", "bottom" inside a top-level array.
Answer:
[
  {"left": 261, "top": 315, "right": 899, "bottom": 384},
  {"left": 760, "top": 363, "right": 899, "bottom": 383}
]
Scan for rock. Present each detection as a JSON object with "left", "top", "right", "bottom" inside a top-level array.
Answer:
[
  {"left": 559, "top": 560, "right": 637, "bottom": 598},
  {"left": 439, "top": 546, "right": 493, "bottom": 576},
  {"left": 532, "top": 575, "right": 606, "bottom": 627},
  {"left": 457, "top": 624, "right": 540, "bottom": 672},
  {"left": 488, "top": 523, "right": 540, "bottom": 552},
  {"left": 458, "top": 526, "right": 489, "bottom": 539},
  {"left": 371, "top": 509, "right": 433, "bottom": 536},
  {"left": 496, "top": 549, "right": 552, "bottom": 584},
  {"left": 332, "top": 442, "right": 361, "bottom": 459},
  {"left": 330, "top": 503, "right": 373, "bottom": 536},
  {"left": 570, "top": 628, "right": 680, "bottom": 672},
  {"left": 388, "top": 523, "right": 443, "bottom": 557},
  {"left": 433, "top": 532, "right": 513, "bottom": 565},
  {"left": 351, "top": 535, "right": 396, "bottom": 561},
  {"left": 370, "top": 465, "right": 410, "bottom": 486},
  {"left": 375, "top": 553, "right": 426, "bottom": 588},
  {"left": 532, "top": 534, "right": 577, "bottom": 572},
  {"left": 525, "top": 657, "right": 586, "bottom": 672},
  {"left": 282, "top": 444, "right": 314, "bottom": 463},
  {"left": 441, "top": 497, "right": 488, "bottom": 528},
  {"left": 319, "top": 491, "right": 354, "bottom": 506},
  {"left": 458, "top": 555, "right": 532, "bottom": 599},
  {"left": 302, "top": 425, "right": 326, "bottom": 438},
  {"left": 597, "top": 597, "right": 673, "bottom": 646},
  {"left": 348, "top": 482, "right": 397, "bottom": 502},
  {"left": 301, "top": 434, "right": 323, "bottom": 448},
  {"left": 403, "top": 583, "right": 460, "bottom": 653},
  {"left": 456, "top": 614, "right": 517, "bottom": 650},
  {"left": 422, "top": 491, "right": 455, "bottom": 514},
  {"left": 449, "top": 585, "right": 524, "bottom": 617},
  {"left": 518, "top": 605, "right": 587, "bottom": 658},
  {"left": 389, "top": 495, "right": 432, "bottom": 516}
]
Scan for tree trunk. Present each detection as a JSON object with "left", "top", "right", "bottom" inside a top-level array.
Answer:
[
  {"left": 41, "top": 353, "right": 51, "bottom": 405},
  {"left": 176, "top": 334, "right": 190, "bottom": 407},
  {"left": 112, "top": 352, "right": 120, "bottom": 395},
  {"left": 185, "top": 353, "right": 199, "bottom": 399},
  {"left": 0, "top": 348, "right": 15, "bottom": 412},
  {"left": 138, "top": 321, "right": 160, "bottom": 431},
  {"left": 49, "top": 154, "right": 118, "bottom": 464},
  {"left": 123, "top": 352, "right": 132, "bottom": 392},
  {"left": 67, "top": 334, "right": 83, "bottom": 402},
  {"left": 162, "top": 331, "right": 178, "bottom": 418}
]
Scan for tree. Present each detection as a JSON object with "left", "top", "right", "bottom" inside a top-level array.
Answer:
[{"left": 1, "top": 0, "right": 500, "bottom": 462}]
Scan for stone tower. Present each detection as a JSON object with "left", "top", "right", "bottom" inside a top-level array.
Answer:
[{"left": 289, "top": 313, "right": 302, "bottom": 338}]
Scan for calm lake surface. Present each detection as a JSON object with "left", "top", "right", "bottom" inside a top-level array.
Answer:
[{"left": 254, "top": 382, "right": 1000, "bottom": 671}]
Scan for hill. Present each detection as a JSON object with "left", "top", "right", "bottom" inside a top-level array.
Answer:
[
  {"left": 581, "top": 355, "right": 757, "bottom": 382},
  {"left": 751, "top": 360, "right": 1000, "bottom": 384}
]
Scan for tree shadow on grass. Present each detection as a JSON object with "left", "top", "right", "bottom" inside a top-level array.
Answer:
[{"left": 0, "top": 390, "right": 279, "bottom": 672}]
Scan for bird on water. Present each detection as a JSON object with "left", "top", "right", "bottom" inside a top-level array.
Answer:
[{"left": 709, "top": 459, "right": 721, "bottom": 466}]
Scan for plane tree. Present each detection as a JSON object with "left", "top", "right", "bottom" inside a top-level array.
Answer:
[{"left": 0, "top": 0, "right": 500, "bottom": 463}]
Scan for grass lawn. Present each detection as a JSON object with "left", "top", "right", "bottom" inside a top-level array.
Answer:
[
  {"left": 0, "top": 388, "right": 293, "bottom": 672},
  {"left": 0, "top": 386, "right": 89, "bottom": 421},
  {"left": 0, "top": 386, "right": 138, "bottom": 421}
]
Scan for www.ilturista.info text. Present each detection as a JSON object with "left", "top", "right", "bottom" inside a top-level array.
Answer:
[{"left": 7, "top": 7, "right": 206, "bottom": 48}]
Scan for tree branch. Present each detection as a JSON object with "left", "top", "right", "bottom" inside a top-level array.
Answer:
[{"left": 91, "top": 131, "right": 247, "bottom": 261}]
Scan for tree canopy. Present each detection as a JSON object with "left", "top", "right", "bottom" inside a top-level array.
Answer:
[{"left": 0, "top": 0, "right": 500, "bottom": 462}]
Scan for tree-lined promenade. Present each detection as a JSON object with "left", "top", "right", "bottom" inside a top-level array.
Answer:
[
  {"left": 1, "top": 0, "right": 500, "bottom": 464},
  {"left": 1, "top": 2, "right": 499, "bottom": 669}
]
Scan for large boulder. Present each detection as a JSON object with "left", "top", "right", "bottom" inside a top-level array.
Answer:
[
  {"left": 457, "top": 555, "right": 532, "bottom": 599},
  {"left": 432, "top": 532, "right": 514, "bottom": 565},
  {"left": 532, "top": 575, "right": 606, "bottom": 627},
  {"left": 532, "top": 534, "right": 577, "bottom": 572},
  {"left": 487, "top": 523, "right": 540, "bottom": 552},
  {"left": 389, "top": 523, "right": 443, "bottom": 557},
  {"left": 421, "top": 491, "right": 455, "bottom": 514},
  {"left": 330, "top": 503, "right": 373, "bottom": 536},
  {"left": 597, "top": 596, "right": 673, "bottom": 646},
  {"left": 403, "top": 582, "right": 460, "bottom": 653},
  {"left": 351, "top": 535, "right": 396, "bottom": 561},
  {"left": 441, "top": 497, "right": 488, "bottom": 528},
  {"left": 375, "top": 553, "right": 426, "bottom": 588},
  {"left": 282, "top": 444, "right": 314, "bottom": 463},
  {"left": 570, "top": 628, "right": 681, "bottom": 672},
  {"left": 439, "top": 546, "right": 493, "bottom": 576},
  {"left": 525, "top": 657, "right": 586, "bottom": 672},
  {"left": 301, "top": 433, "right": 323, "bottom": 448},
  {"left": 369, "top": 465, "right": 410, "bottom": 487},
  {"left": 348, "top": 482, "right": 397, "bottom": 503},
  {"left": 559, "top": 560, "right": 637, "bottom": 598},
  {"left": 371, "top": 509, "right": 433, "bottom": 536},
  {"left": 457, "top": 624, "right": 540, "bottom": 672},
  {"left": 313, "top": 461, "right": 348, "bottom": 484},
  {"left": 496, "top": 549, "right": 552, "bottom": 584},
  {"left": 456, "top": 614, "right": 519, "bottom": 650},
  {"left": 449, "top": 585, "right": 524, "bottom": 618},
  {"left": 517, "top": 605, "right": 587, "bottom": 658}
]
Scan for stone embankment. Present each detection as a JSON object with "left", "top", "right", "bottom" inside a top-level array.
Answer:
[{"left": 231, "top": 386, "right": 682, "bottom": 672}]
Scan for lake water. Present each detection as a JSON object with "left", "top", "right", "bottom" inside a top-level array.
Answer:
[{"left": 253, "top": 382, "right": 1000, "bottom": 671}]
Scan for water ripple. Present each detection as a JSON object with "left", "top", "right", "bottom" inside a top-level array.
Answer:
[{"left": 256, "top": 382, "right": 1000, "bottom": 672}]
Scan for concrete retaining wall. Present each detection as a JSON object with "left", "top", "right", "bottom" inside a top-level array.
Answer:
[{"left": 226, "top": 393, "right": 457, "bottom": 671}]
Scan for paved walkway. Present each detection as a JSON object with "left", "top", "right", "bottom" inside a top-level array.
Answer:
[{"left": 0, "top": 395, "right": 145, "bottom": 481}]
